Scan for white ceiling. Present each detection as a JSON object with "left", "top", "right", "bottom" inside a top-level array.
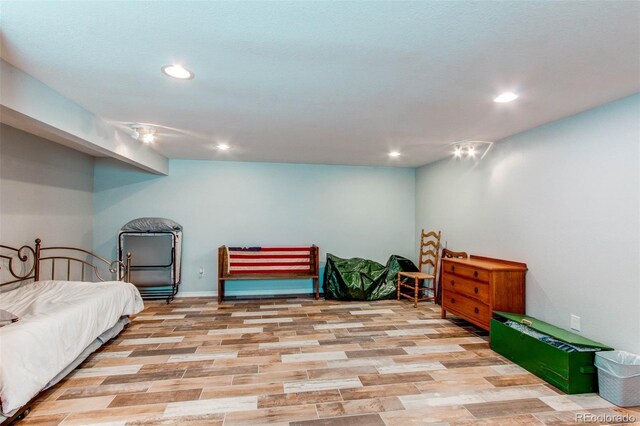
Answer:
[{"left": 1, "top": 1, "right": 639, "bottom": 167}]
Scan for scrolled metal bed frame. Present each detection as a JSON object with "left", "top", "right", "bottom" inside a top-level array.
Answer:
[
  {"left": 0, "top": 238, "right": 131, "bottom": 287},
  {"left": 0, "top": 238, "right": 131, "bottom": 425}
]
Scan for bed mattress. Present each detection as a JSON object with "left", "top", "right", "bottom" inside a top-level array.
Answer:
[{"left": 0, "top": 280, "right": 144, "bottom": 415}]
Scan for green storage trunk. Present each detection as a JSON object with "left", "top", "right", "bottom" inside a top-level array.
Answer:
[{"left": 490, "top": 312, "right": 613, "bottom": 394}]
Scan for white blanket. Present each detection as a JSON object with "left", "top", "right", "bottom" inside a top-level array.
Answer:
[{"left": 0, "top": 280, "right": 144, "bottom": 415}]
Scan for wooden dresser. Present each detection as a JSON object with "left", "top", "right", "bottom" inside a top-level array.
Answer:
[{"left": 441, "top": 255, "right": 527, "bottom": 331}]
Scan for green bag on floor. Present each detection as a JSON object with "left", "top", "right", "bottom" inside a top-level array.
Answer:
[{"left": 323, "top": 253, "right": 418, "bottom": 300}]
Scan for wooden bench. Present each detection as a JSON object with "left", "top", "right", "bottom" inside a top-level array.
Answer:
[{"left": 217, "top": 245, "right": 320, "bottom": 303}]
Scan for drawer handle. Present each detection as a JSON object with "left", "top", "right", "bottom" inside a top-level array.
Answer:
[
  {"left": 474, "top": 307, "right": 479, "bottom": 314},
  {"left": 473, "top": 271, "right": 479, "bottom": 278},
  {"left": 451, "top": 266, "right": 456, "bottom": 272},
  {"left": 450, "top": 280, "right": 455, "bottom": 286},
  {"left": 451, "top": 298, "right": 455, "bottom": 304},
  {"left": 474, "top": 287, "right": 479, "bottom": 294}
]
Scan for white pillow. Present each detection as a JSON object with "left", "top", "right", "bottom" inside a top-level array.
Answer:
[{"left": 0, "top": 309, "right": 19, "bottom": 327}]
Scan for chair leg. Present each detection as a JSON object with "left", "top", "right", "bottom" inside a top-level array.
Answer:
[
  {"left": 432, "top": 278, "right": 437, "bottom": 303},
  {"left": 397, "top": 273, "right": 401, "bottom": 301},
  {"left": 413, "top": 277, "right": 419, "bottom": 308}
]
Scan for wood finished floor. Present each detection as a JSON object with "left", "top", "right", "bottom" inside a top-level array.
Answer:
[{"left": 18, "top": 298, "right": 640, "bottom": 425}]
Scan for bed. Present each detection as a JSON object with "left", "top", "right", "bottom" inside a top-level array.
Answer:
[{"left": 0, "top": 239, "right": 144, "bottom": 424}]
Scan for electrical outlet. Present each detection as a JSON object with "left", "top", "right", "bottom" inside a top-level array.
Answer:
[
  {"left": 570, "top": 314, "right": 581, "bottom": 332},
  {"left": 198, "top": 267, "right": 205, "bottom": 278}
]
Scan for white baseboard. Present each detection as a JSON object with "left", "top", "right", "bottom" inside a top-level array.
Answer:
[
  {"left": 175, "top": 291, "right": 217, "bottom": 298},
  {"left": 175, "top": 289, "right": 323, "bottom": 298}
]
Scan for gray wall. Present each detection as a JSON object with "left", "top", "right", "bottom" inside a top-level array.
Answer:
[
  {"left": 93, "top": 159, "right": 416, "bottom": 296},
  {"left": 0, "top": 124, "right": 94, "bottom": 248},
  {"left": 415, "top": 94, "right": 640, "bottom": 352}
]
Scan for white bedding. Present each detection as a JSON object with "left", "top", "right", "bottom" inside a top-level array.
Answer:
[{"left": 0, "top": 280, "right": 144, "bottom": 415}]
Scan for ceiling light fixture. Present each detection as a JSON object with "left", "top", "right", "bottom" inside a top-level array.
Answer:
[
  {"left": 130, "top": 124, "right": 156, "bottom": 144},
  {"left": 140, "top": 133, "right": 155, "bottom": 144},
  {"left": 451, "top": 141, "right": 493, "bottom": 160},
  {"left": 217, "top": 143, "right": 230, "bottom": 151},
  {"left": 161, "top": 64, "right": 194, "bottom": 80},
  {"left": 493, "top": 92, "right": 518, "bottom": 103},
  {"left": 389, "top": 151, "right": 401, "bottom": 157}
]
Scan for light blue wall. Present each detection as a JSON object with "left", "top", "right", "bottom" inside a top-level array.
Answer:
[
  {"left": 94, "top": 160, "right": 416, "bottom": 296},
  {"left": 415, "top": 94, "right": 640, "bottom": 352},
  {"left": 91, "top": 94, "right": 639, "bottom": 351}
]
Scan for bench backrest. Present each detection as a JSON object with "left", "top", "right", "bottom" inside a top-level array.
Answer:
[{"left": 219, "top": 245, "right": 319, "bottom": 278}]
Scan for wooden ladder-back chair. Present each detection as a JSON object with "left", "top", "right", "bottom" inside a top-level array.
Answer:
[
  {"left": 397, "top": 229, "right": 441, "bottom": 308},
  {"left": 436, "top": 248, "right": 468, "bottom": 304}
]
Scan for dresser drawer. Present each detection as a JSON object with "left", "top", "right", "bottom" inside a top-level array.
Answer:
[
  {"left": 441, "top": 272, "right": 489, "bottom": 303},
  {"left": 443, "top": 262, "right": 490, "bottom": 282},
  {"left": 442, "top": 292, "right": 490, "bottom": 326}
]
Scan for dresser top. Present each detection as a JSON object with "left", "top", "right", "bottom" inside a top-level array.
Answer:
[{"left": 443, "top": 255, "right": 527, "bottom": 271}]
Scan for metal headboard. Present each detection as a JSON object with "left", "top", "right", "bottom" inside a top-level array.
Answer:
[
  {"left": 0, "top": 243, "right": 36, "bottom": 286},
  {"left": 0, "top": 239, "right": 131, "bottom": 287}
]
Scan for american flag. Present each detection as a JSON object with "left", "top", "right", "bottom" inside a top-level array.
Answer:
[{"left": 227, "top": 247, "right": 313, "bottom": 275}]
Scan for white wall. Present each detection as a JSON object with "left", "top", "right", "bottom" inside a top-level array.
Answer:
[
  {"left": 94, "top": 159, "right": 416, "bottom": 296},
  {"left": 416, "top": 94, "right": 640, "bottom": 352},
  {"left": 0, "top": 124, "right": 94, "bottom": 248}
]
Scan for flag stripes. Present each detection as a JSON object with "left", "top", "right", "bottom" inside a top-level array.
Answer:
[{"left": 227, "top": 247, "right": 313, "bottom": 275}]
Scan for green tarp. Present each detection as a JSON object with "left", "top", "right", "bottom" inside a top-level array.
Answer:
[{"left": 323, "top": 253, "right": 419, "bottom": 300}]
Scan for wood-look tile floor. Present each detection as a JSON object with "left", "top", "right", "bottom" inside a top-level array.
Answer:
[{"left": 18, "top": 298, "right": 640, "bottom": 425}]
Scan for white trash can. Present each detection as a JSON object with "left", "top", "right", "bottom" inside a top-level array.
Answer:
[{"left": 595, "top": 350, "right": 640, "bottom": 407}]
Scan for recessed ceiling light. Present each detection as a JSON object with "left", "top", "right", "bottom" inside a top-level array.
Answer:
[
  {"left": 493, "top": 92, "right": 518, "bottom": 103},
  {"left": 161, "top": 64, "right": 194, "bottom": 80},
  {"left": 389, "top": 151, "right": 401, "bottom": 157},
  {"left": 217, "top": 143, "right": 230, "bottom": 151}
]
